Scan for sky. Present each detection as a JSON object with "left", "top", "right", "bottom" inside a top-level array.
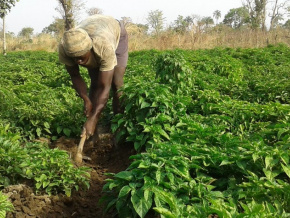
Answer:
[{"left": 4, "top": 0, "right": 243, "bottom": 34}]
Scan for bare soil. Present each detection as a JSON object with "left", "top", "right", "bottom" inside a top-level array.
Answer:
[{"left": 3, "top": 125, "right": 136, "bottom": 218}]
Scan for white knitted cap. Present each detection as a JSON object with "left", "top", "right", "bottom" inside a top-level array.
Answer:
[{"left": 62, "top": 28, "right": 92, "bottom": 57}]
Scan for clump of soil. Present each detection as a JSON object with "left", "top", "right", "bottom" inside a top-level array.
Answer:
[{"left": 3, "top": 126, "right": 135, "bottom": 218}]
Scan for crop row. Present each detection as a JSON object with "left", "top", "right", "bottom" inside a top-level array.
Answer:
[
  {"left": 0, "top": 44, "right": 289, "bottom": 217},
  {"left": 103, "top": 45, "right": 290, "bottom": 217}
]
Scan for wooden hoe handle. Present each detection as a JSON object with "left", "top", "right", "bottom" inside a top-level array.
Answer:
[
  {"left": 75, "top": 131, "right": 87, "bottom": 164},
  {"left": 77, "top": 133, "right": 86, "bottom": 153}
]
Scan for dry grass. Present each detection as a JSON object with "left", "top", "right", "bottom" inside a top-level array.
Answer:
[
  {"left": 127, "top": 27, "right": 290, "bottom": 51},
  {"left": 1, "top": 28, "right": 290, "bottom": 54},
  {"left": 2, "top": 34, "right": 58, "bottom": 53}
]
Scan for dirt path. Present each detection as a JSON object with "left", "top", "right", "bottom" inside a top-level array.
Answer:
[{"left": 3, "top": 126, "right": 135, "bottom": 218}]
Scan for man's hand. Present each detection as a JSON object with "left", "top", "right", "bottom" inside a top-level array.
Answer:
[
  {"left": 66, "top": 65, "right": 92, "bottom": 116},
  {"left": 84, "top": 100, "right": 93, "bottom": 117},
  {"left": 82, "top": 115, "right": 98, "bottom": 138}
]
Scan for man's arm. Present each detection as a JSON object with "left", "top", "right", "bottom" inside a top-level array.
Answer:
[
  {"left": 84, "top": 69, "right": 114, "bottom": 137},
  {"left": 65, "top": 65, "right": 92, "bottom": 115}
]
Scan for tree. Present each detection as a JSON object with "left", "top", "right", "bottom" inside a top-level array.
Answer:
[
  {"left": 243, "top": 0, "right": 268, "bottom": 30},
  {"left": 200, "top": 16, "right": 214, "bottom": 29},
  {"left": 173, "top": 15, "right": 189, "bottom": 33},
  {"left": 0, "top": 30, "right": 14, "bottom": 39},
  {"left": 42, "top": 18, "right": 65, "bottom": 37},
  {"left": 269, "top": 0, "right": 290, "bottom": 30},
  {"left": 223, "top": 7, "right": 250, "bottom": 29},
  {"left": 0, "top": 0, "right": 19, "bottom": 55},
  {"left": 120, "top": 17, "right": 132, "bottom": 27},
  {"left": 86, "top": 7, "right": 103, "bottom": 16},
  {"left": 185, "top": 14, "right": 203, "bottom": 33},
  {"left": 184, "top": 16, "right": 194, "bottom": 25},
  {"left": 283, "top": 18, "right": 290, "bottom": 29},
  {"left": 213, "top": 10, "right": 221, "bottom": 24},
  {"left": 18, "top": 27, "right": 34, "bottom": 39},
  {"left": 146, "top": 10, "right": 165, "bottom": 36},
  {"left": 135, "top": 23, "right": 149, "bottom": 35},
  {"left": 56, "top": 0, "right": 85, "bottom": 30}
]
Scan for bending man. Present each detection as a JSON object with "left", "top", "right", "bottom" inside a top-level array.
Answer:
[{"left": 58, "top": 14, "right": 128, "bottom": 139}]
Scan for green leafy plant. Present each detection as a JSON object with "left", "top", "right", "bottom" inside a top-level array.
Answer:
[
  {"left": 0, "top": 191, "right": 14, "bottom": 218},
  {"left": 22, "top": 142, "right": 91, "bottom": 196},
  {"left": 1, "top": 47, "right": 289, "bottom": 217},
  {"left": 105, "top": 46, "right": 290, "bottom": 217},
  {"left": 0, "top": 125, "right": 90, "bottom": 196}
]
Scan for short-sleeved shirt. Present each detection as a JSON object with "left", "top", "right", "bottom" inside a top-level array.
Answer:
[{"left": 59, "top": 15, "right": 121, "bottom": 71}]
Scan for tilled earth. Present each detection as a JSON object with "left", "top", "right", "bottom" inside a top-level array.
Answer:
[{"left": 3, "top": 126, "right": 135, "bottom": 218}]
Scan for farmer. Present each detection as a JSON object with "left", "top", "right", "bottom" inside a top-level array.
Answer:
[{"left": 58, "top": 14, "right": 128, "bottom": 141}]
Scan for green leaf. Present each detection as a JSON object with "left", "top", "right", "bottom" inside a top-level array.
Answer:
[
  {"left": 152, "top": 187, "right": 177, "bottom": 213},
  {"left": 156, "top": 169, "right": 161, "bottom": 185},
  {"left": 281, "top": 164, "right": 290, "bottom": 178},
  {"left": 36, "top": 128, "right": 41, "bottom": 137},
  {"left": 36, "top": 182, "right": 42, "bottom": 189},
  {"left": 167, "top": 173, "right": 174, "bottom": 185},
  {"left": 144, "top": 189, "right": 153, "bottom": 202},
  {"left": 115, "top": 171, "right": 133, "bottom": 181},
  {"left": 125, "top": 102, "right": 133, "bottom": 112},
  {"left": 219, "top": 159, "right": 233, "bottom": 166},
  {"left": 39, "top": 174, "right": 47, "bottom": 182},
  {"left": 43, "top": 122, "right": 50, "bottom": 129},
  {"left": 176, "top": 122, "right": 187, "bottom": 128},
  {"left": 280, "top": 153, "right": 289, "bottom": 165},
  {"left": 63, "top": 128, "right": 71, "bottom": 137},
  {"left": 118, "top": 185, "right": 131, "bottom": 198},
  {"left": 151, "top": 102, "right": 158, "bottom": 107},
  {"left": 4, "top": 124, "right": 10, "bottom": 131},
  {"left": 236, "top": 160, "right": 246, "bottom": 171},
  {"left": 109, "top": 182, "right": 118, "bottom": 190},
  {"left": 143, "top": 127, "right": 150, "bottom": 132},
  {"left": 140, "top": 101, "right": 150, "bottom": 109},
  {"left": 44, "top": 128, "right": 51, "bottom": 134},
  {"left": 25, "top": 169, "right": 33, "bottom": 178},
  {"left": 138, "top": 162, "right": 149, "bottom": 169},
  {"left": 277, "top": 128, "right": 288, "bottom": 139},
  {"left": 210, "top": 191, "right": 224, "bottom": 198},
  {"left": 104, "top": 198, "right": 117, "bottom": 212},
  {"left": 131, "top": 189, "right": 152, "bottom": 218},
  {"left": 57, "top": 126, "right": 62, "bottom": 134},
  {"left": 252, "top": 153, "right": 259, "bottom": 162},
  {"left": 153, "top": 207, "right": 175, "bottom": 218},
  {"left": 265, "top": 156, "right": 273, "bottom": 169},
  {"left": 0, "top": 211, "right": 7, "bottom": 218},
  {"left": 158, "top": 129, "right": 170, "bottom": 140},
  {"left": 263, "top": 168, "right": 280, "bottom": 180},
  {"left": 111, "top": 123, "right": 118, "bottom": 133},
  {"left": 117, "top": 118, "right": 125, "bottom": 126},
  {"left": 134, "top": 141, "right": 141, "bottom": 151},
  {"left": 42, "top": 180, "right": 50, "bottom": 188},
  {"left": 116, "top": 129, "right": 126, "bottom": 142}
]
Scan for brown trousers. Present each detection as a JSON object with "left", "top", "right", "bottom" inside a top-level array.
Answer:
[{"left": 116, "top": 20, "right": 128, "bottom": 68}]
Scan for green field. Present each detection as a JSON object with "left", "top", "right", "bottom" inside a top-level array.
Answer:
[{"left": 0, "top": 44, "right": 289, "bottom": 217}]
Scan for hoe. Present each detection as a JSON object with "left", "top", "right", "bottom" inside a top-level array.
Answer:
[
  {"left": 74, "top": 130, "right": 86, "bottom": 164},
  {"left": 74, "top": 129, "right": 97, "bottom": 164}
]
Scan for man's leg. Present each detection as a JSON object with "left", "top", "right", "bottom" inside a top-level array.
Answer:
[
  {"left": 112, "top": 66, "right": 126, "bottom": 114},
  {"left": 112, "top": 20, "right": 128, "bottom": 148},
  {"left": 111, "top": 66, "right": 126, "bottom": 149}
]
